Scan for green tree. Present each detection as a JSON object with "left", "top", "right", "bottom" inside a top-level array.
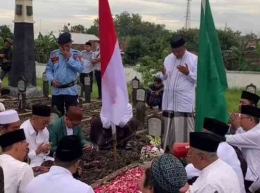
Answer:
[
  {"left": 0, "top": 25, "right": 13, "bottom": 40},
  {"left": 35, "top": 32, "right": 59, "bottom": 63},
  {"left": 217, "top": 28, "right": 241, "bottom": 50},
  {"left": 86, "top": 19, "right": 99, "bottom": 36},
  {"left": 70, "top": 24, "right": 85, "bottom": 33}
]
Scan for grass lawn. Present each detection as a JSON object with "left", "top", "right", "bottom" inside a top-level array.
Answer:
[
  {"left": 2, "top": 78, "right": 257, "bottom": 112},
  {"left": 1, "top": 78, "right": 132, "bottom": 100}
]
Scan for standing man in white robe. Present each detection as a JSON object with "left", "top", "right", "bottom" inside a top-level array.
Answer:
[
  {"left": 0, "top": 129, "right": 34, "bottom": 193},
  {"left": 161, "top": 36, "right": 197, "bottom": 151},
  {"left": 21, "top": 104, "right": 54, "bottom": 167},
  {"left": 185, "top": 118, "right": 245, "bottom": 193},
  {"left": 25, "top": 135, "right": 94, "bottom": 193},
  {"left": 183, "top": 132, "right": 240, "bottom": 193},
  {"left": 226, "top": 105, "right": 260, "bottom": 192}
]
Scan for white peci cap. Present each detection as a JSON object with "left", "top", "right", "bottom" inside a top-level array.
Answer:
[{"left": 0, "top": 110, "right": 20, "bottom": 124}]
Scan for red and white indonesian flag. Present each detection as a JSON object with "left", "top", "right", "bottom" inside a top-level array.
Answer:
[{"left": 99, "top": 0, "right": 129, "bottom": 125}]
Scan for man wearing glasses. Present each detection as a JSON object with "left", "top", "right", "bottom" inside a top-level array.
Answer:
[{"left": 226, "top": 105, "right": 260, "bottom": 192}]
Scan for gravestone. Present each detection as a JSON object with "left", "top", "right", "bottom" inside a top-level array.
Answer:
[
  {"left": 7, "top": 0, "right": 42, "bottom": 97},
  {"left": 148, "top": 115, "right": 162, "bottom": 137},
  {"left": 131, "top": 77, "right": 140, "bottom": 106},
  {"left": 246, "top": 83, "right": 257, "bottom": 94},
  {"left": 135, "top": 88, "right": 146, "bottom": 126},
  {"left": 17, "top": 77, "right": 26, "bottom": 113}
]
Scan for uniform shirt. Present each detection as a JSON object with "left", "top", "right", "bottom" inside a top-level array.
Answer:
[
  {"left": 186, "top": 159, "right": 240, "bottom": 193},
  {"left": 101, "top": 103, "right": 133, "bottom": 129},
  {"left": 160, "top": 51, "right": 197, "bottom": 112},
  {"left": 185, "top": 142, "right": 245, "bottom": 193},
  {"left": 92, "top": 50, "right": 101, "bottom": 71},
  {"left": 25, "top": 166, "right": 94, "bottom": 193},
  {"left": 21, "top": 120, "right": 54, "bottom": 167},
  {"left": 81, "top": 50, "right": 93, "bottom": 73},
  {"left": 46, "top": 49, "right": 84, "bottom": 96},
  {"left": 226, "top": 124, "right": 260, "bottom": 181},
  {"left": 0, "top": 154, "right": 34, "bottom": 193}
]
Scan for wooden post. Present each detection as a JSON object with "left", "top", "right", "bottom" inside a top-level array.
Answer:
[
  {"left": 131, "top": 76, "right": 140, "bottom": 107},
  {"left": 42, "top": 71, "right": 49, "bottom": 98},
  {"left": 135, "top": 88, "right": 146, "bottom": 127},
  {"left": 84, "top": 76, "right": 91, "bottom": 103},
  {"left": 112, "top": 124, "right": 117, "bottom": 162}
]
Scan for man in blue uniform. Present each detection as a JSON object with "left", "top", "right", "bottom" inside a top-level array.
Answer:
[{"left": 46, "top": 32, "right": 84, "bottom": 115}]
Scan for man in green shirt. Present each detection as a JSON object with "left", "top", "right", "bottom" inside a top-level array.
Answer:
[{"left": 48, "top": 106, "right": 92, "bottom": 157}]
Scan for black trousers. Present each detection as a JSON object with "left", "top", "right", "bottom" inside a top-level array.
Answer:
[
  {"left": 95, "top": 70, "right": 102, "bottom": 98},
  {"left": 52, "top": 95, "right": 78, "bottom": 115},
  {"left": 80, "top": 72, "right": 93, "bottom": 92}
]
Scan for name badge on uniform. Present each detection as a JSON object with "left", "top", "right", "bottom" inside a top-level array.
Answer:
[{"left": 51, "top": 53, "right": 59, "bottom": 65}]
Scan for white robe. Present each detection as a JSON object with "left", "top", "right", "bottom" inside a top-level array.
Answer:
[
  {"left": 100, "top": 103, "right": 133, "bottom": 129},
  {"left": 226, "top": 124, "right": 260, "bottom": 182},
  {"left": 25, "top": 166, "right": 94, "bottom": 193},
  {"left": 0, "top": 154, "right": 34, "bottom": 193},
  {"left": 21, "top": 120, "right": 54, "bottom": 167},
  {"left": 161, "top": 51, "right": 197, "bottom": 112},
  {"left": 185, "top": 142, "right": 245, "bottom": 193},
  {"left": 186, "top": 159, "right": 240, "bottom": 193}
]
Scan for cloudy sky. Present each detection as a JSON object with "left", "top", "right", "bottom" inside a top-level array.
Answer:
[{"left": 0, "top": 0, "right": 260, "bottom": 36}]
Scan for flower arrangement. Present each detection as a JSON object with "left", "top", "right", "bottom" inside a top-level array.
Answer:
[
  {"left": 140, "top": 135, "right": 164, "bottom": 162},
  {"left": 94, "top": 167, "right": 145, "bottom": 193}
]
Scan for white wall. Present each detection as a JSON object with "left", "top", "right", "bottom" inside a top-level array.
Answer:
[{"left": 36, "top": 63, "right": 260, "bottom": 89}]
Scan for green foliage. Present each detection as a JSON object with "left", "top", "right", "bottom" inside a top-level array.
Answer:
[
  {"left": 0, "top": 25, "right": 13, "bottom": 40},
  {"left": 35, "top": 32, "right": 59, "bottom": 63}
]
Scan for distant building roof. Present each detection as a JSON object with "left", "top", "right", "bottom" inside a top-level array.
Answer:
[{"left": 35, "top": 32, "right": 99, "bottom": 45}]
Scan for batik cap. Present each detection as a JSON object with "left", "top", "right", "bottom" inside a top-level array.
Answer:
[{"left": 151, "top": 154, "right": 187, "bottom": 193}]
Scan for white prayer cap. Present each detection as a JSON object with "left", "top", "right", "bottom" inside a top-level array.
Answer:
[
  {"left": 0, "top": 103, "right": 5, "bottom": 112},
  {"left": 0, "top": 110, "right": 20, "bottom": 124}
]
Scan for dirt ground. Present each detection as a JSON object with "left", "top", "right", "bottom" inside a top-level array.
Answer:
[{"left": 2, "top": 97, "right": 154, "bottom": 185}]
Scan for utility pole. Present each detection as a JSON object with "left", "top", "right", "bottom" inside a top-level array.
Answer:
[{"left": 185, "top": 0, "right": 191, "bottom": 30}]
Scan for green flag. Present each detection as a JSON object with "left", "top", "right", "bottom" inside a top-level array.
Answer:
[{"left": 195, "top": 0, "right": 229, "bottom": 131}]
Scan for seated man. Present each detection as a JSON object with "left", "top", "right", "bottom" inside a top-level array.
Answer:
[
  {"left": 146, "top": 77, "right": 164, "bottom": 110},
  {"left": 49, "top": 106, "right": 93, "bottom": 157},
  {"left": 139, "top": 154, "right": 187, "bottom": 193},
  {"left": 0, "top": 129, "right": 34, "bottom": 193},
  {"left": 21, "top": 104, "right": 53, "bottom": 168},
  {"left": 229, "top": 91, "right": 260, "bottom": 133},
  {"left": 0, "top": 109, "right": 21, "bottom": 135},
  {"left": 25, "top": 136, "right": 94, "bottom": 193},
  {"left": 184, "top": 132, "right": 240, "bottom": 193},
  {"left": 185, "top": 118, "right": 245, "bottom": 193},
  {"left": 90, "top": 103, "right": 138, "bottom": 150},
  {"left": 226, "top": 105, "right": 260, "bottom": 192}
]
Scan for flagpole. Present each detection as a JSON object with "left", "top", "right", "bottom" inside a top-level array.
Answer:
[{"left": 111, "top": 123, "right": 117, "bottom": 161}]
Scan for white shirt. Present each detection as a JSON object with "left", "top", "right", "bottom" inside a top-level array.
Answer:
[
  {"left": 81, "top": 50, "right": 93, "bottom": 73},
  {"left": 0, "top": 154, "right": 34, "bottom": 193},
  {"left": 21, "top": 119, "right": 54, "bottom": 167},
  {"left": 66, "top": 126, "right": 73, "bottom": 136},
  {"left": 187, "top": 159, "right": 240, "bottom": 193},
  {"left": 161, "top": 51, "right": 197, "bottom": 112},
  {"left": 92, "top": 50, "right": 101, "bottom": 71},
  {"left": 101, "top": 103, "right": 133, "bottom": 129},
  {"left": 25, "top": 166, "right": 94, "bottom": 193},
  {"left": 185, "top": 142, "right": 245, "bottom": 193},
  {"left": 226, "top": 124, "right": 260, "bottom": 181}
]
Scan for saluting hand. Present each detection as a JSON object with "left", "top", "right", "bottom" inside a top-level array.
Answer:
[
  {"left": 177, "top": 64, "right": 190, "bottom": 75},
  {"left": 60, "top": 47, "right": 71, "bottom": 59}
]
